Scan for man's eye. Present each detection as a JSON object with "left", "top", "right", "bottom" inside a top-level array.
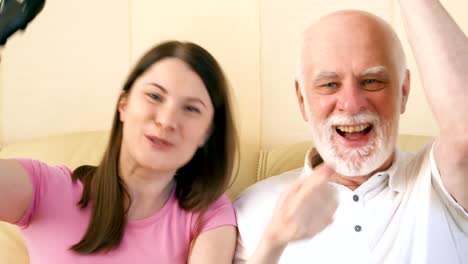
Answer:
[
  {"left": 184, "top": 105, "right": 201, "bottom": 114},
  {"left": 362, "top": 79, "right": 379, "bottom": 85},
  {"left": 360, "top": 79, "right": 385, "bottom": 91},
  {"left": 322, "top": 82, "right": 338, "bottom": 88},
  {"left": 315, "top": 82, "right": 340, "bottom": 95}
]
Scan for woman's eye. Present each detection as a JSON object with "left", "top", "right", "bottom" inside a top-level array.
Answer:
[
  {"left": 184, "top": 105, "right": 201, "bottom": 114},
  {"left": 148, "top": 93, "right": 163, "bottom": 101}
]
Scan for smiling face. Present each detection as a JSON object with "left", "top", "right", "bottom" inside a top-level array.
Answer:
[
  {"left": 296, "top": 11, "right": 410, "bottom": 177},
  {"left": 118, "top": 57, "right": 215, "bottom": 175}
]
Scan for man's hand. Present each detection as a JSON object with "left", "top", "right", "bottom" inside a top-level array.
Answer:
[
  {"left": 265, "top": 163, "right": 338, "bottom": 246},
  {"left": 246, "top": 162, "right": 338, "bottom": 264}
]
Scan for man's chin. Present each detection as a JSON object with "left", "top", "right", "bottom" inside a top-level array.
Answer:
[
  {"left": 334, "top": 166, "right": 376, "bottom": 177},
  {"left": 327, "top": 150, "right": 393, "bottom": 177},
  {"left": 323, "top": 153, "right": 379, "bottom": 176}
]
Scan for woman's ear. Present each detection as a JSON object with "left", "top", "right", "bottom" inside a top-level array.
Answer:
[
  {"left": 199, "top": 124, "right": 214, "bottom": 147},
  {"left": 118, "top": 91, "right": 128, "bottom": 122}
]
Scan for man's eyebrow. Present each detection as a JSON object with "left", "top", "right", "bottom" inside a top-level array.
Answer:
[
  {"left": 313, "top": 71, "right": 339, "bottom": 82},
  {"left": 361, "top": 66, "right": 389, "bottom": 76}
]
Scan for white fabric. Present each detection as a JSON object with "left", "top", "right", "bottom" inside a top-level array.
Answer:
[{"left": 234, "top": 144, "right": 468, "bottom": 264}]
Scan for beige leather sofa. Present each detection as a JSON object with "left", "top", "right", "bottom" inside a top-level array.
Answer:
[{"left": 0, "top": 131, "right": 433, "bottom": 263}]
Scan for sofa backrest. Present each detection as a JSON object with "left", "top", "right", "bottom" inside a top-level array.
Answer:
[
  {"left": 256, "top": 134, "right": 434, "bottom": 181},
  {"left": 0, "top": 131, "right": 110, "bottom": 169}
]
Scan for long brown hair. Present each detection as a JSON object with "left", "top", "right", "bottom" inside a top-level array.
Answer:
[{"left": 70, "top": 41, "right": 237, "bottom": 254}]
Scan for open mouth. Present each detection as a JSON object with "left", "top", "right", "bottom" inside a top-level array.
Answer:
[{"left": 335, "top": 124, "right": 373, "bottom": 140}]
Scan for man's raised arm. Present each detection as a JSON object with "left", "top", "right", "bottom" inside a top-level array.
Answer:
[{"left": 399, "top": 0, "right": 468, "bottom": 210}]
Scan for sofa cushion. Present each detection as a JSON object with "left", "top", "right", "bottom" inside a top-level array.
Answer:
[{"left": 0, "top": 222, "right": 29, "bottom": 264}]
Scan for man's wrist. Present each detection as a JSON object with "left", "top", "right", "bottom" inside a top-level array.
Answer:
[
  {"left": 253, "top": 226, "right": 288, "bottom": 261},
  {"left": 249, "top": 236, "right": 287, "bottom": 264}
]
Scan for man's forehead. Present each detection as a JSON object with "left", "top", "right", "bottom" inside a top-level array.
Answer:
[
  {"left": 304, "top": 10, "right": 387, "bottom": 36},
  {"left": 301, "top": 10, "right": 395, "bottom": 55}
]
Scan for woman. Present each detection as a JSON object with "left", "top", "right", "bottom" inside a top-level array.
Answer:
[{"left": 0, "top": 41, "right": 238, "bottom": 263}]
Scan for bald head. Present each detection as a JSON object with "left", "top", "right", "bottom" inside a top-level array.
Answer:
[{"left": 297, "top": 10, "right": 406, "bottom": 88}]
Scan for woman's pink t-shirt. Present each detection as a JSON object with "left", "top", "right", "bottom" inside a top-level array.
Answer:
[{"left": 16, "top": 159, "right": 237, "bottom": 263}]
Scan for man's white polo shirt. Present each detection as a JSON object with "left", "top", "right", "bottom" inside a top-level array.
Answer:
[{"left": 234, "top": 145, "right": 467, "bottom": 264}]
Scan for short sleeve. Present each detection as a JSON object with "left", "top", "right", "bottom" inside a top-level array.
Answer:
[
  {"left": 429, "top": 145, "right": 468, "bottom": 232},
  {"left": 192, "top": 195, "right": 237, "bottom": 235},
  {"left": 15, "top": 159, "right": 72, "bottom": 228}
]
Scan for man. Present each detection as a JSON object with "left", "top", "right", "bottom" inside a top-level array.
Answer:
[{"left": 235, "top": 0, "right": 467, "bottom": 263}]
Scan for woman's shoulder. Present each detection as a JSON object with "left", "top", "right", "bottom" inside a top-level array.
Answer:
[
  {"left": 16, "top": 158, "right": 74, "bottom": 182},
  {"left": 206, "top": 194, "right": 234, "bottom": 212},
  {"left": 16, "top": 159, "right": 85, "bottom": 228},
  {"left": 15, "top": 158, "right": 83, "bottom": 207},
  {"left": 193, "top": 194, "right": 237, "bottom": 231}
]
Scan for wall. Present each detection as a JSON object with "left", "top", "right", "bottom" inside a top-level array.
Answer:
[{"left": 1, "top": 0, "right": 130, "bottom": 144}]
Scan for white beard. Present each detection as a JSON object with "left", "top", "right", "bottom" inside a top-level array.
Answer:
[{"left": 309, "top": 111, "right": 398, "bottom": 177}]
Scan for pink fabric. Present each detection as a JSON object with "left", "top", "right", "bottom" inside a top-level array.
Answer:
[{"left": 16, "top": 159, "right": 237, "bottom": 264}]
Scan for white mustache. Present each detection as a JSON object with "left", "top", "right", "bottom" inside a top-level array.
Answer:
[{"left": 324, "top": 112, "right": 380, "bottom": 128}]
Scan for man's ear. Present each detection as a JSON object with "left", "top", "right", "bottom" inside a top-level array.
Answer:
[
  {"left": 400, "top": 70, "right": 411, "bottom": 114},
  {"left": 118, "top": 91, "right": 129, "bottom": 122},
  {"left": 295, "top": 80, "right": 308, "bottom": 121}
]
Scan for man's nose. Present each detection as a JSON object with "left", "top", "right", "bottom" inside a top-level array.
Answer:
[{"left": 336, "top": 81, "right": 368, "bottom": 114}]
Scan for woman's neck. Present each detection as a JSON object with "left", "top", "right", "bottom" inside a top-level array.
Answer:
[{"left": 119, "top": 156, "right": 176, "bottom": 221}]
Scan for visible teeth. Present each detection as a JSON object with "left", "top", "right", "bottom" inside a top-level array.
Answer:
[{"left": 337, "top": 124, "right": 370, "bottom": 133}]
